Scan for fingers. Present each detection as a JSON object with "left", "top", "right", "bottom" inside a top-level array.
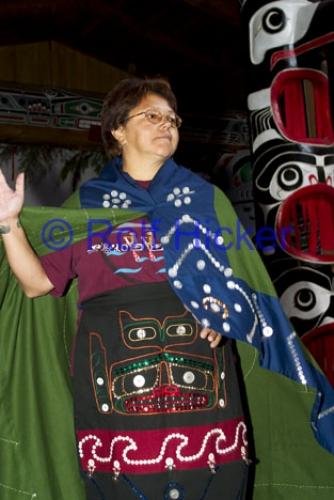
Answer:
[
  {"left": 0, "top": 170, "right": 24, "bottom": 221},
  {"left": 199, "top": 327, "right": 211, "bottom": 341},
  {"left": 15, "top": 172, "right": 25, "bottom": 197},
  {"left": 0, "top": 169, "right": 24, "bottom": 193},
  {"left": 209, "top": 334, "right": 221, "bottom": 348},
  {"left": 199, "top": 327, "right": 221, "bottom": 348}
]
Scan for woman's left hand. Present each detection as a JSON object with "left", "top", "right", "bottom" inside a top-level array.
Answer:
[{"left": 199, "top": 327, "right": 222, "bottom": 348}]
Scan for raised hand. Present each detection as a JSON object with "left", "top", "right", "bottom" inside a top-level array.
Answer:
[
  {"left": 0, "top": 168, "right": 53, "bottom": 296},
  {"left": 0, "top": 169, "right": 24, "bottom": 223}
]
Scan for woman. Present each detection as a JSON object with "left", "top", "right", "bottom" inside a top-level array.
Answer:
[{"left": 0, "top": 78, "right": 250, "bottom": 499}]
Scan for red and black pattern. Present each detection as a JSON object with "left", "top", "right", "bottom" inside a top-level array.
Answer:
[{"left": 73, "top": 282, "right": 249, "bottom": 499}]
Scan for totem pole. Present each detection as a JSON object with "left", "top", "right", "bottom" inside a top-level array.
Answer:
[{"left": 241, "top": 0, "right": 334, "bottom": 384}]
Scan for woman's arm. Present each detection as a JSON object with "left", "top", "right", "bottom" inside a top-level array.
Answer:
[{"left": 0, "top": 169, "right": 54, "bottom": 297}]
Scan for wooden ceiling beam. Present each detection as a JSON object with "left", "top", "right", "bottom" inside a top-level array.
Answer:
[
  {"left": 80, "top": 0, "right": 230, "bottom": 69},
  {"left": 0, "top": 0, "right": 239, "bottom": 70},
  {"left": 181, "top": 0, "right": 241, "bottom": 26}
]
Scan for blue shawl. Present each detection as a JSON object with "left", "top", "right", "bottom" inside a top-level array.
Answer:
[{"left": 81, "top": 156, "right": 334, "bottom": 454}]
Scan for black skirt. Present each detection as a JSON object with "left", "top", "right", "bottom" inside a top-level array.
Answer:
[{"left": 73, "top": 282, "right": 249, "bottom": 500}]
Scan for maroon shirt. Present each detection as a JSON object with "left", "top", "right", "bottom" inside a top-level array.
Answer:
[{"left": 41, "top": 218, "right": 167, "bottom": 303}]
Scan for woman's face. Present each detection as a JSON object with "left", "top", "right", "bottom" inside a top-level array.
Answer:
[{"left": 113, "top": 93, "right": 179, "bottom": 164}]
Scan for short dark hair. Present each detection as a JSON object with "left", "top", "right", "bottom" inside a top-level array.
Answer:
[{"left": 101, "top": 77, "right": 178, "bottom": 157}]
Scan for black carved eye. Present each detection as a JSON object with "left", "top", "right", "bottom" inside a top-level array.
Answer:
[
  {"left": 262, "top": 8, "right": 286, "bottom": 33},
  {"left": 277, "top": 165, "right": 302, "bottom": 191},
  {"left": 295, "top": 289, "right": 316, "bottom": 311}
]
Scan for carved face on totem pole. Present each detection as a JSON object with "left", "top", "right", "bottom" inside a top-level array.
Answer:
[{"left": 241, "top": 0, "right": 334, "bottom": 383}]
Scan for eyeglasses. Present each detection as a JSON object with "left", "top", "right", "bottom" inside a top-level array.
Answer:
[{"left": 126, "top": 109, "right": 182, "bottom": 128}]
